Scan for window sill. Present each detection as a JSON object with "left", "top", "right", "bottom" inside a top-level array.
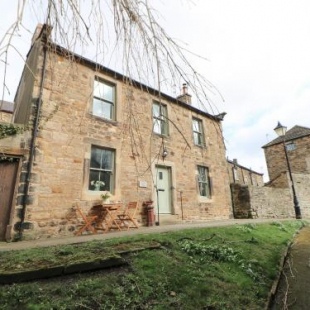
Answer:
[
  {"left": 153, "top": 132, "right": 169, "bottom": 138},
  {"left": 87, "top": 113, "right": 118, "bottom": 125},
  {"left": 194, "top": 143, "right": 207, "bottom": 149},
  {"left": 198, "top": 196, "right": 212, "bottom": 203},
  {"left": 82, "top": 190, "right": 112, "bottom": 201}
]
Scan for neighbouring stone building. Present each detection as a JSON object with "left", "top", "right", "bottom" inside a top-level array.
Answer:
[
  {"left": 227, "top": 158, "right": 264, "bottom": 186},
  {"left": 0, "top": 24, "right": 233, "bottom": 241},
  {"left": 229, "top": 125, "right": 310, "bottom": 220},
  {"left": 227, "top": 158, "right": 264, "bottom": 218},
  {"left": 262, "top": 125, "right": 310, "bottom": 218},
  {"left": 0, "top": 101, "right": 14, "bottom": 123}
]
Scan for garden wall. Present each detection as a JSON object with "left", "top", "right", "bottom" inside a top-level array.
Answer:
[{"left": 231, "top": 172, "right": 310, "bottom": 219}]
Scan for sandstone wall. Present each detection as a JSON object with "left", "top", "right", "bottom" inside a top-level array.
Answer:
[
  {"left": 10, "top": 45, "right": 232, "bottom": 240},
  {"left": 264, "top": 136, "right": 310, "bottom": 181},
  {"left": 231, "top": 172, "right": 310, "bottom": 219}
]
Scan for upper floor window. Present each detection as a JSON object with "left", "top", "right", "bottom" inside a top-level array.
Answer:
[
  {"left": 89, "top": 146, "right": 115, "bottom": 192},
  {"left": 285, "top": 142, "right": 296, "bottom": 151},
  {"left": 197, "top": 166, "right": 211, "bottom": 198},
  {"left": 192, "top": 118, "right": 204, "bottom": 146},
  {"left": 93, "top": 79, "right": 115, "bottom": 120},
  {"left": 153, "top": 102, "right": 168, "bottom": 135}
]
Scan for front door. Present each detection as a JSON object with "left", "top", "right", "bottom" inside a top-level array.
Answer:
[
  {"left": 0, "top": 160, "right": 19, "bottom": 241},
  {"left": 156, "top": 166, "right": 172, "bottom": 214}
]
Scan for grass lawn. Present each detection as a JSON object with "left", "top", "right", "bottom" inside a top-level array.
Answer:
[{"left": 0, "top": 220, "right": 306, "bottom": 309}]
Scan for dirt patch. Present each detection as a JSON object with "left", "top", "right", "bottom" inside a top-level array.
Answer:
[{"left": 271, "top": 226, "right": 310, "bottom": 309}]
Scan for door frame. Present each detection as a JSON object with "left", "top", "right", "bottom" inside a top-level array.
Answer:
[
  {"left": 155, "top": 165, "right": 172, "bottom": 214},
  {"left": 0, "top": 154, "right": 23, "bottom": 241},
  {"left": 152, "top": 160, "right": 176, "bottom": 216}
]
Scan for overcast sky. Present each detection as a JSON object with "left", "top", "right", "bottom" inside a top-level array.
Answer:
[{"left": 1, "top": 0, "right": 310, "bottom": 181}]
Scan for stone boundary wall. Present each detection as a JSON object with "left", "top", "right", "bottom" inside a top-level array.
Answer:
[
  {"left": 294, "top": 173, "right": 310, "bottom": 218},
  {"left": 249, "top": 186, "right": 294, "bottom": 218},
  {"left": 231, "top": 173, "right": 310, "bottom": 219}
]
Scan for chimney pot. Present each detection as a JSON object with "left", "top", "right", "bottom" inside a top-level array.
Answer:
[{"left": 177, "top": 83, "right": 192, "bottom": 105}]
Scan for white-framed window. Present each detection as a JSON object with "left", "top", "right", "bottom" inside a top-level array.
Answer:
[
  {"left": 192, "top": 118, "right": 204, "bottom": 146},
  {"left": 89, "top": 146, "right": 115, "bottom": 192},
  {"left": 285, "top": 142, "right": 296, "bottom": 151},
  {"left": 197, "top": 165, "right": 211, "bottom": 198},
  {"left": 93, "top": 78, "right": 115, "bottom": 120},
  {"left": 153, "top": 102, "right": 168, "bottom": 135}
]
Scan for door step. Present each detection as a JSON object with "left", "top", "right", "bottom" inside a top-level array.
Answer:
[{"left": 156, "top": 214, "right": 181, "bottom": 225}]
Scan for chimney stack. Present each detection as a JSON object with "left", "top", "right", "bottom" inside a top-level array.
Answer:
[
  {"left": 31, "top": 24, "right": 53, "bottom": 46},
  {"left": 31, "top": 24, "right": 43, "bottom": 45},
  {"left": 177, "top": 83, "right": 192, "bottom": 105}
]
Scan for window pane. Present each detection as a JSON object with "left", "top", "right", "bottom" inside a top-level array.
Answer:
[
  {"left": 198, "top": 166, "right": 207, "bottom": 182},
  {"left": 198, "top": 166, "right": 210, "bottom": 197},
  {"left": 286, "top": 143, "right": 296, "bottom": 151},
  {"left": 89, "top": 170, "right": 103, "bottom": 190},
  {"left": 98, "top": 171, "right": 111, "bottom": 190},
  {"left": 103, "top": 83, "right": 114, "bottom": 102},
  {"left": 160, "top": 105, "right": 167, "bottom": 118},
  {"left": 161, "top": 120, "right": 167, "bottom": 135},
  {"left": 199, "top": 182, "right": 207, "bottom": 196},
  {"left": 93, "top": 80, "right": 104, "bottom": 98},
  {"left": 101, "top": 150, "right": 113, "bottom": 170},
  {"left": 153, "top": 119, "right": 161, "bottom": 134},
  {"left": 90, "top": 147, "right": 102, "bottom": 168},
  {"left": 93, "top": 98, "right": 112, "bottom": 119},
  {"left": 94, "top": 80, "right": 114, "bottom": 102},
  {"left": 153, "top": 104, "right": 160, "bottom": 117},
  {"left": 194, "top": 132, "right": 200, "bottom": 145},
  {"left": 193, "top": 119, "right": 199, "bottom": 132}
]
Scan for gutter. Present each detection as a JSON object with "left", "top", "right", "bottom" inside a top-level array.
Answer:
[{"left": 19, "top": 40, "right": 48, "bottom": 240}]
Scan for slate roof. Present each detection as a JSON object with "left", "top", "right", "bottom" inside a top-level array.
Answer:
[
  {"left": 0, "top": 100, "right": 14, "bottom": 113},
  {"left": 262, "top": 125, "right": 310, "bottom": 148}
]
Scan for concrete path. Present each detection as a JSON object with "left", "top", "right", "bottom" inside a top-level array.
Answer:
[
  {"left": 271, "top": 226, "right": 310, "bottom": 309},
  {"left": 0, "top": 218, "right": 279, "bottom": 251}
]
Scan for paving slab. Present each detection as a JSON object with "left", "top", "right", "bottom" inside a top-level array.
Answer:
[{"left": 0, "top": 218, "right": 287, "bottom": 251}]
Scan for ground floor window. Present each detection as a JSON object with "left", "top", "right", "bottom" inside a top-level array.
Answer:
[
  {"left": 197, "top": 165, "right": 211, "bottom": 198},
  {"left": 89, "top": 146, "right": 115, "bottom": 192}
]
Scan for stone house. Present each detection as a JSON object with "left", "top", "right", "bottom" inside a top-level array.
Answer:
[{"left": 0, "top": 25, "right": 233, "bottom": 241}]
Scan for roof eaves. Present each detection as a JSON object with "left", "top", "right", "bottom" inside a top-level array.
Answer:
[{"left": 227, "top": 159, "right": 263, "bottom": 175}]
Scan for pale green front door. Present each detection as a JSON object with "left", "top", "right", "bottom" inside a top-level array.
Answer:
[{"left": 156, "top": 166, "right": 172, "bottom": 214}]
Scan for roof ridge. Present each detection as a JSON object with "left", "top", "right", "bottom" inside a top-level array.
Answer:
[{"left": 262, "top": 124, "right": 310, "bottom": 148}]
